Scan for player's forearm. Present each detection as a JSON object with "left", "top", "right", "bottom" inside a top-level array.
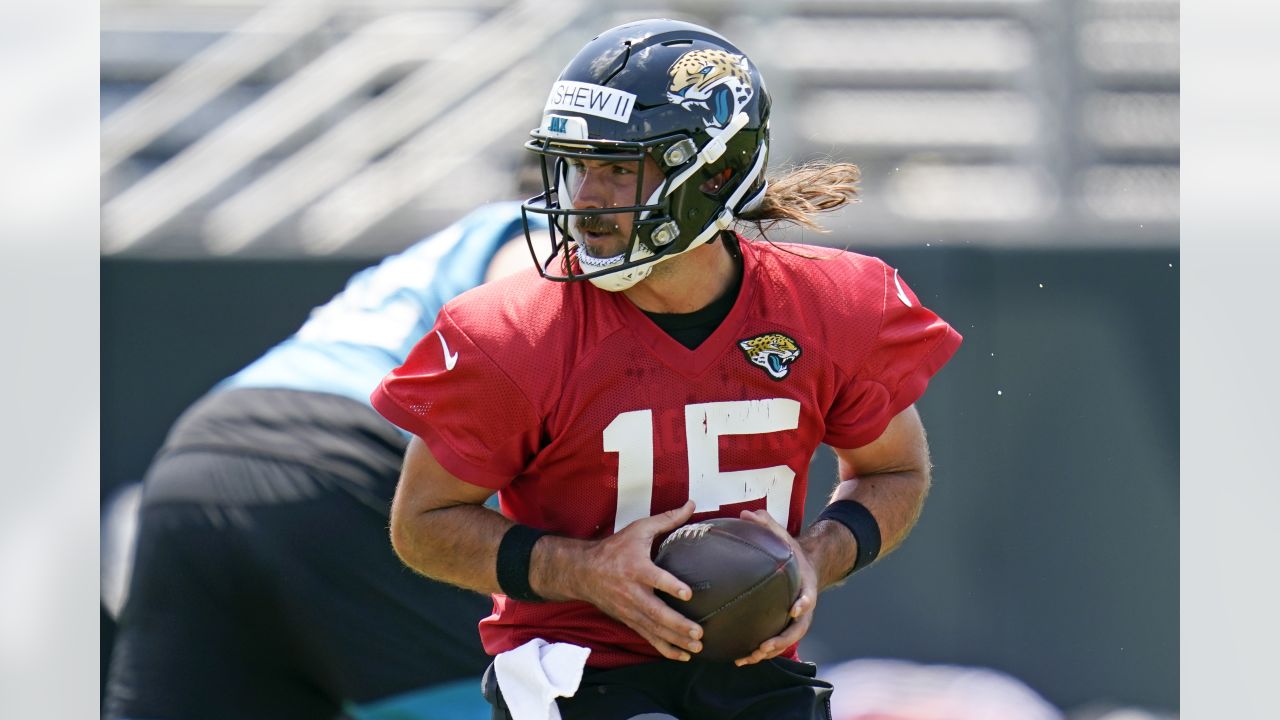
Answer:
[
  {"left": 390, "top": 501, "right": 597, "bottom": 602},
  {"left": 845, "top": 468, "right": 930, "bottom": 555},
  {"left": 389, "top": 503, "right": 513, "bottom": 594},
  {"left": 800, "top": 469, "right": 930, "bottom": 590}
]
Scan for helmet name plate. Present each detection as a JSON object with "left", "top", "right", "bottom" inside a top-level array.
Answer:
[{"left": 544, "top": 80, "right": 637, "bottom": 124}]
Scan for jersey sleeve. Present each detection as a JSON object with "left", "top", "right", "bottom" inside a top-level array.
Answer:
[
  {"left": 823, "top": 262, "right": 963, "bottom": 449},
  {"left": 371, "top": 307, "right": 541, "bottom": 489}
]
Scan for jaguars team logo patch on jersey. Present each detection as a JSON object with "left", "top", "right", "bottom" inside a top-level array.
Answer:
[
  {"left": 739, "top": 333, "right": 801, "bottom": 380},
  {"left": 666, "top": 49, "right": 754, "bottom": 129}
]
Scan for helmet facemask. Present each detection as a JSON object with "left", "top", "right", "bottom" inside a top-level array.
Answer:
[{"left": 523, "top": 132, "right": 677, "bottom": 292}]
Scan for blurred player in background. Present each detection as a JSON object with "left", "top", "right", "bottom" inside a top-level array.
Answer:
[
  {"left": 104, "top": 203, "right": 545, "bottom": 720},
  {"left": 373, "top": 19, "right": 962, "bottom": 720}
]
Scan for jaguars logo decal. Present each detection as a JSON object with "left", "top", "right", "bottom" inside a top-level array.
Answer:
[
  {"left": 667, "top": 49, "right": 754, "bottom": 129},
  {"left": 739, "top": 333, "right": 801, "bottom": 380}
]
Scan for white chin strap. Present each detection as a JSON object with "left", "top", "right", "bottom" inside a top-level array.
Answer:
[
  {"left": 580, "top": 118, "right": 768, "bottom": 293},
  {"left": 580, "top": 246, "right": 657, "bottom": 292}
]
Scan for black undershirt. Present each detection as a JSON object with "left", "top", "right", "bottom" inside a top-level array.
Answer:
[{"left": 641, "top": 236, "right": 744, "bottom": 350}]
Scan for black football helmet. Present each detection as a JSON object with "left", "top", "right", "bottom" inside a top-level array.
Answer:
[{"left": 521, "top": 18, "right": 771, "bottom": 291}]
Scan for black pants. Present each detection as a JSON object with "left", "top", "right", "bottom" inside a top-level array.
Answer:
[
  {"left": 104, "top": 390, "right": 493, "bottom": 720},
  {"left": 483, "top": 656, "right": 832, "bottom": 720}
]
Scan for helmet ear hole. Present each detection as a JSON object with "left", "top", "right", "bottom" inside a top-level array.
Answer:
[{"left": 700, "top": 167, "right": 734, "bottom": 195}]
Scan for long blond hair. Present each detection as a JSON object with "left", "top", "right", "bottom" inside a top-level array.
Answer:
[{"left": 737, "top": 161, "right": 861, "bottom": 234}]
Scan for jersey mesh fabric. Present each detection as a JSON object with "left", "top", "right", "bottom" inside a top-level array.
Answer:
[{"left": 372, "top": 238, "right": 962, "bottom": 668}]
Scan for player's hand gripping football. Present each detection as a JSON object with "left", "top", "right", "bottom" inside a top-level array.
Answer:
[
  {"left": 577, "top": 500, "right": 705, "bottom": 661},
  {"left": 732, "top": 508, "right": 819, "bottom": 667}
]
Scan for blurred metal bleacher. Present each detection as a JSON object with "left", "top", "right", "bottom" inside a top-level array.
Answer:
[{"left": 101, "top": 0, "right": 1178, "bottom": 258}]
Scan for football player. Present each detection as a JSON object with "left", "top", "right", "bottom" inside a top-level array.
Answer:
[
  {"left": 104, "top": 204, "right": 542, "bottom": 720},
  {"left": 374, "top": 19, "right": 962, "bottom": 720}
]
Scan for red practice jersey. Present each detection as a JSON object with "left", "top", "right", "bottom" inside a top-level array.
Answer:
[{"left": 372, "top": 238, "right": 962, "bottom": 668}]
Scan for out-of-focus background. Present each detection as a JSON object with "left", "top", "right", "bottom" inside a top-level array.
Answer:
[{"left": 99, "top": 0, "right": 1178, "bottom": 717}]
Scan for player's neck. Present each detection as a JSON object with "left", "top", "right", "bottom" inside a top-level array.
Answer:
[{"left": 622, "top": 239, "right": 739, "bottom": 314}]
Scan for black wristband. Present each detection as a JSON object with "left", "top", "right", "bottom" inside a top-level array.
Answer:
[
  {"left": 496, "top": 524, "right": 550, "bottom": 602},
  {"left": 815, "top": 500, "right": 882, "bottom": 577}
]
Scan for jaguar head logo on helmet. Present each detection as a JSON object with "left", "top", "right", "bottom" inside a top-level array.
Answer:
[
  {"left": 666, "top": 49, "right": 755, "bottom": 130},
  {"left": 521, "top": 19, "right": 771, "bottom": 292}
]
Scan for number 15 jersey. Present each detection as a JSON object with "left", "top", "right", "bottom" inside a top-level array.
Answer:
[{"left": 371, "top": 238, "right": 962, "bottom": 668}]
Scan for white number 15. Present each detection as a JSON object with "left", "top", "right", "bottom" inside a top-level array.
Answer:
[{"left": 602, "top": 399, "right": 801, "bottom": 532}]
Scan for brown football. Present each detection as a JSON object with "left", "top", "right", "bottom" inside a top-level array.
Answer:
[{"left": 654, "top": 517, "right": 801, "bottom": 661}]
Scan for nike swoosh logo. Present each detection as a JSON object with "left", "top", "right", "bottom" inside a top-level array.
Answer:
[
  {"left": 436, "top": 330, "right": 459, "bottom": 370},
  {"left": 893, "top": 269, "right": 913, "bottom": 308}
]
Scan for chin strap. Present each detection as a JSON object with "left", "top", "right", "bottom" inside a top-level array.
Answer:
[{"left": 583, "top": 248, "right": 655, "bottom": 291}]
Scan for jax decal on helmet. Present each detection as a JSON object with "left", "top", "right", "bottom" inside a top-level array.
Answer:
[{"left": 520, "top": 19, "right": 772, "bottom": 292}]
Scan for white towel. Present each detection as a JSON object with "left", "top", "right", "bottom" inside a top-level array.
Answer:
[{"left": 493, "top": 639, "right": 592, "bottom": 720}]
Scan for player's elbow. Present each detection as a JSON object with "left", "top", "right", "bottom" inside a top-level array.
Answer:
[{"left": 387, "top": 496, "right": 419, "bottom": 568}]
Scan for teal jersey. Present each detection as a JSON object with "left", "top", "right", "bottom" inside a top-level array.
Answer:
[{"left": 220, "top": 202, "right": 542, "bottom": 410}]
